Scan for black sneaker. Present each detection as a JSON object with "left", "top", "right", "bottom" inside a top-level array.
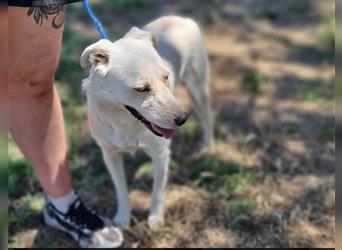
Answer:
[{"left": 42, "top": 196, "right": 123, "bottom": 248}]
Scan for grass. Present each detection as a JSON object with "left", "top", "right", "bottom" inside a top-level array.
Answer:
[
  {"left": 89, "top": 0, "right": 145, "bottom": 26},
  {"left": 9, "top": 194, "right": 44, "bottom": 227},
  {"left": 191, "top": 154, "right": 256, "bottom": 199},
  {"left": 288, "top": 0, "right": 312, "bottom": 13},
  {"left": 181, "top": 117, "right": 229, "bottom": 141},
  {"left": 317, "top": 16, "right": 335, "bottom": 53},
  {"left": 154, "top": 226, "right": 178, "bottom": 237},
  {"left": 337, "top": 77, "right": 342, "bottom": 99},
  {"left": 319, "top": 126, "right": 335, "bottom": 142},
  {"left": 298, "top": 79, "right": 334, "bottom": 102},
  {"left": 93, "top": 0, "right": 144, "bottom": 12},
  {"left": 284, "top": 122, "right": 299, "bottom": 135},
  {"left": 255, "top": 1, "right": 312, "bottom": 20},
  {"left": 108, "top": 0, "right": 144, "bottom": 11},
  {"left": 228, "top": 200, "right": 256, "bottom": 218},
  {"left": 240, "top": 68, "right": 263, "bottom": 93},
  {"left": 214, "top": 119, "right": 229, "bottom": 141},
  {"left": 22, "top": 194, "right": 45, "bottom": 212},
  {"left": 227, "top": 199, "right": 256, "bottom": 229},
  {"left": 8, "top": 158, "right": 39, "bottom": 198},
  {"left": 255, "top": 9, "right": 278, "bottom": 21},
  {"left": 181, "top": 117, "right": 202, "bottom": 139},
  {"left": 134, "top": 162, "right": 153, "bottom": 183}
]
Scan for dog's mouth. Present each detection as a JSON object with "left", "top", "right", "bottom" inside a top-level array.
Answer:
[{"left": 125, "top": 105, "right": 176, "bottom": 139}]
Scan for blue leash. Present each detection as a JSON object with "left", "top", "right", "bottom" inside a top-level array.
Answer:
[{"left": 82, "top": 0, "right": 109, "bottom": 40}]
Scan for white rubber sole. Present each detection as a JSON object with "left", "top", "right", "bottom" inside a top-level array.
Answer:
[{"left": 42, "top": 206, "right": 123, "bottom": 248}]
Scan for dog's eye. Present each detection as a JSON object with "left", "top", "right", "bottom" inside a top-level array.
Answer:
[{"left": 134, "top": 86, "right": 150, "bottom": 92}]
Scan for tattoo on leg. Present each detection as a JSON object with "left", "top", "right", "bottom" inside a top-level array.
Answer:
[{"left": 27, "top": 5, "right": 65, "bottom": 29}]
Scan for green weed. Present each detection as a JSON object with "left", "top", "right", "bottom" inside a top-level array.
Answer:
[
  {"left": 93, "top": 0, "right": 143, "bottom": 12},
  {"left": 319, "top": 126, "right": 335, "bottom": 142},
  {"left": 255, "top": 9, "right": 278, "bottom": 21},
  {"left": 109, "top": 0, "right": 143, "bottom": 10},
  {"left": 22, "top": 193, "right": 44, "bottom": 212},
  {"left": 9, "top": 194, "right": 43, "bottom": 226},
  {"left": 284, "top": 122, "right": 299, "bottom": 135},
  {"left": 227, "top": 199, "right": 256, "bottom": 229},
  {"left": 8, "top": 159, "right": 38, "bottom": 198},
  {"left": 288, "top": 0, "right": 312, "bottom": 13},
  {"left": 134, "top": 162, "right": 153, "bottom": 182},
  {"left": 182, "top": 116, "right": 228, "bottom": 141},
  {"left": 240, "top": 68, "right": 263, "bottom": 93},
  {"left": 318, "top": 16, "right": 335, "bottom": 53},
  {"left": 214, "top": 119, "right": 229, "bottom": 141},
  {"left": 182, "top": 117, "right": 201, "bottom": 139},
  {"left": 191, "top": 154, "right": 255, "bottom": 198},
  {"left": 228, "top": 199, "right": 256, "bottom": 218},
  {"left": 298, "top": 80, "right": 334, "bottom": 102}
]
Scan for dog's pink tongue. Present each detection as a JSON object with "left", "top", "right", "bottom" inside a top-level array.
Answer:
[{"left": 151, "top": 123, "right": 176, "bottom": 139}]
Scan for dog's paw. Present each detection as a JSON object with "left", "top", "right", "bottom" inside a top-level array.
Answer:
[
  {"left": 148, "top": 215, "right": 164, "bottom": 230},
  {"left": 113, "top": 214, "right": 130, "bottom": 229}
]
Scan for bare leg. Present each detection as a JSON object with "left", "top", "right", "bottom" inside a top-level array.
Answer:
[
  {"left": 101, "top": 146, "right": 131, "bottom": 228},
  {"left": 9, "top": 7, "right": 72, "bottom": 197},
  {"left": 0, "top": 6, "right": 8, "bottom": 135}
]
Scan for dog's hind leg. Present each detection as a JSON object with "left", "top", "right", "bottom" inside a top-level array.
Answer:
[
  {"left": 102, "top": 146, "right": 131, "bottom": 228},
  {"left": 182, "top": 50, "right": 214, "bottom": 150},
  {"left": 147, "top": 148, "right": 170, "bottom": 230}
]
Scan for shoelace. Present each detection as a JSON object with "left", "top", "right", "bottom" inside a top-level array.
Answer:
[{"left": 65, "top": 198, "right": 104, "bottom": 231}]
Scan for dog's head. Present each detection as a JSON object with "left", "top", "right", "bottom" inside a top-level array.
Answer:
[{"left": 81, "top": 27, "right": 187, "bottom": 139}]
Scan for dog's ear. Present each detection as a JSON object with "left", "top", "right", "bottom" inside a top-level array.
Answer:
[
  {"left": 124, "top": 27, "right": 158, "bottom": 48},
  {"left": 80, "top": 39, "right": 112, "bottom": 72}
]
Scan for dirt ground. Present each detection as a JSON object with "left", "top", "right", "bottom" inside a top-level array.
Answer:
[{"left": 8, "top": 0, "right": 335, "bottom": 248}]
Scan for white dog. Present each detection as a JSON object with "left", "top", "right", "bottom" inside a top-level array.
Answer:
[{"left": 80, "top": 16, "right": 213, "bottom": 230}]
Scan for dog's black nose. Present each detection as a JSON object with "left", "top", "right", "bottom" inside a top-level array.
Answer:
[{"left": 174, "top": 112, "right": 188, "bottom": 126}]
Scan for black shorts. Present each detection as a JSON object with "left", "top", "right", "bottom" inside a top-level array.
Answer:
[{"left": 9, "top": 0, "right": 82, "bottom": 7}]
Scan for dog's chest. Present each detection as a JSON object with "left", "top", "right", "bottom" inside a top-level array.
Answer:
[
  {"left": 87, "top": 106, "right": 155, "bottom": 151},
  {"left": 90, "top": 113, "right": 139, "bottom": 148}
]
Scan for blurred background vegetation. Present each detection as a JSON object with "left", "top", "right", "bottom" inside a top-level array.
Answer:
[
  {"left": 0, "top": 135, "right": 7, "bottom": 250},
  {"left": 8, "top": 0, "right": 334, "bottom": 248}
]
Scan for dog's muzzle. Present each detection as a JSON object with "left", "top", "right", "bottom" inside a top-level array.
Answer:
[{"left": 124, "top": 105, "right": 178, "bottom": 139}]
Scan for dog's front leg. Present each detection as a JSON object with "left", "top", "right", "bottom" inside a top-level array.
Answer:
[
  {"left": 102, "top": 146, "right": 131, "bottom": 228},
  {"left": 148, "top": 149, "right": 170, "bottom": 230}
]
